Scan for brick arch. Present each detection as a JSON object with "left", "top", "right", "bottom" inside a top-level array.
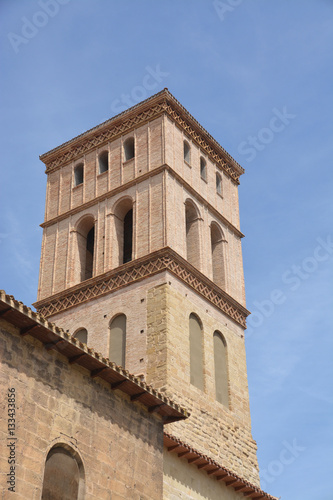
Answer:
[
  {"left": 72, "top": 215, "right": 96, "bottom": 283},
  {"left": 112, "top": 196, "right": 134, "bottom": 266},
  {"left": 213, "top": 330, "right": 229, "bottom": 407},
  {"left": 210, "top": 221, "right": 226, "bottom": 289},
  {"left": 108, "top": 313, "right": 127, "bottom": 367},
  {"left": 185, "top": 199, "right": 201, "bottom": 270}
]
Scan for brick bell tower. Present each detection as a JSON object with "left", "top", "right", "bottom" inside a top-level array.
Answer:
[{"left": 34, "top": 89, "right": 260, "bottom": 485}]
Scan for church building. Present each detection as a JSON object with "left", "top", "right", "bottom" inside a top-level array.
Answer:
[{"left": 0, "top": 89, "right": 276, "bottom": 499}]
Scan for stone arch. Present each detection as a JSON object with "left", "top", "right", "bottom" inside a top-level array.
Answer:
[
  {"left": 210, "top": 221, "right": 225, "bottom": 289},
  {"left": 41, "top": 443, "right": 85, "bottom": 500},
  {"left": 189, "top": 313, "right": 204, "bottom": 390},
  {"left": 213, "top": 331, "right": 229, "bottom": 407}
]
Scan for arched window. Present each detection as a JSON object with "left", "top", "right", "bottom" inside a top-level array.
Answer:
[
  {"left": 123, "top": 209, "right": 133, "bottom": 263},
  {"left": 73, "top": 328, "right": 88, "bottom": 345},
  {"left": 189, "top": 313, "right": 204, "bottom": 390},
  {"left": 41, "top": 445, "right": 84, "bottom": 500},
  {"left": 185, "top": 200, "right": 200, "bottom": 269},
  {"left": 213, "top": 331, "right": 229, "bottom": 407},
  {"left": 76, "top": 217, "right": 95, "bottom": 282},
  {"left": 109, "top": 314, "right": 126, "bottom": 367},
  {"left": 98, "top": 151, "right": 109, "bottom": 173},
  {"left": 124, "top": 137, "right": 135, "bottom": 161},
  {"left": 200, "top": 157, "right": 207, "bottom": 181},
  {"left": 210, "top": 222, "right": 225, "bottom": 289},
  {"left": 114, "top": 198, "right": 134, "bottom": 266},
  {"left": 183, "top": 140, "right": 191, "bottom": 163},
  {"left": 74, "top": 163, "right": 84, "bottom": 186},
  {"left": 216, "top": 172, "right": 222, "bottom": 195}
]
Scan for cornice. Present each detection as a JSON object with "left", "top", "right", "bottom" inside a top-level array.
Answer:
[
  {"left": 33, "top": 247, "right": 249, "bottom": 328},
  {"left": 41, "top": 164, "right": 244, "bottom": 238},
  {"left": 40, "top": 89, "right": 244, "bottom": 183}
]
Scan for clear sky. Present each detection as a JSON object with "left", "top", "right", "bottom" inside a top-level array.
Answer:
[{"left": 1, "top": 1, "right": 332, "bottom": 499}]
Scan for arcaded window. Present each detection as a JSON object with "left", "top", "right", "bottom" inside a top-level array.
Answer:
[
  {"left": 213, "top": 331, "right": 229, "bottom": 407},
  {"left": 124, "top": 137, "right": 135, "bottom": 161},
  {"left": 109, "top": 314, "right": 126, "bottom": 367},
  {"left": 216, "top": 172, "right": 222, "bottom": 195},
  {"left": 185, "top": 200, "right": 200, "bottom": 269},
  {"left": 189, "top": 313, "right": 204, "bottom": 390},
  {"left": 98, "top": 150, "right": 109, "bottom": 173},
  {"left": 41, "top": 445, "right": 84, "bottom": 500},
  {"left": 210, "top": 222, "right": 225, "bottom": 289},
  {"left": 73, "top": 328, "right": 88, "bottom": 344},
  {"left": 184, "top": 140, "right": 191, "bottom": 163},
  {"left": 76, "top": 217, "right": 95, "bottom": 282},
  {"left": 74, "top": 163, "right": 84, "bottom": 186},
  {"left": 200, "top": 157, "right": 207, "bottom": 181}
]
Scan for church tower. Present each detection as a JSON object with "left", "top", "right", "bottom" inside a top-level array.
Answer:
[{"left": 34, "top": 89, "right": 260, "bottom": 487}]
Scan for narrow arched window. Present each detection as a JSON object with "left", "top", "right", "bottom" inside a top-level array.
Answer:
[
  {"left": 184, "top": 140, "right": 191, "bottom": 163},
  {"left": 216, "top": 172, "right": 222, "bottom": 195},
  {"left": 76, "top": 217, "right": 95, "bottom": 282},
  {"left": 98, "top": 151, "right": 109, "bottom": 173},
  {"left": 109, "top": 314, "right": 126, "bottom": 367},
  {"left": 123, "top": 209, "right": 133, "bottom": 264},
  {"left": 189, "top": 313, "right": 204, "bottom": 390},
  {"left": 200, "top": 157, "right": 207, "bottom": 181},
  {"left": 74, "top": 163, "right": 84, "bottom": 186},
  {"left": 113, "top": 198, "right": 134, "bottom": 266},
  {"left": 185, "top": 200, "right": 200, "bottom": 269},
  {"left": 210, "top": 222, "right": 225, "bottom": 289},
  {"left": 85, "top": 226, "right": 95, "bottom": 280},
  {"left": 41, "top": 445, "right": 84, "bottom": 500},
  {"left": 73, "top": 328, "right": 88, "bottom": 344},
  {"left": 213, "top": 331, "right": 229, "bottom": 407},
  {"left": 124, "top": 137, "right": 135, "bottom": 161}
]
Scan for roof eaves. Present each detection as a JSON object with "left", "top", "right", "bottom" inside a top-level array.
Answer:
[
  {"left": 164, "top": 432, "right": 278, "bottom": 500},
  {"left": 0, "top": 290, "right": 189, "bottom": 423}
]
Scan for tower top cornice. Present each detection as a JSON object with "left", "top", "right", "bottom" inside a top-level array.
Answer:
[{"left": 40, "top": 89, "right": 245, "bottom": 183}]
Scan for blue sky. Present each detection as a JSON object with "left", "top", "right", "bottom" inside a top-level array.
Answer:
[{"left": 1, "top": 1, "right": 332, "bottom": 498}]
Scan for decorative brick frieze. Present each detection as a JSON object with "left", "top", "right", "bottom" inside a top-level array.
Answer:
[
  {"left": 33, "top": 248, "right": 249, "bottom": 327},
  {"left": 40, "top": 89, "right": 243, "bottom": 183}
]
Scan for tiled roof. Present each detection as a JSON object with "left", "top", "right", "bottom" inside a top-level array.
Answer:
[{"left": 164, "top": 433, "right": 278, "bottom": 500}]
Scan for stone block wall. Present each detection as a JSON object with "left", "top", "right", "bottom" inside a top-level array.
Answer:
[
  {"left": 146, "top": 281, "right": 260, "bottom": 486},
  {"left": 0, "top": 319, "right": 164, "bottom": 500}
]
